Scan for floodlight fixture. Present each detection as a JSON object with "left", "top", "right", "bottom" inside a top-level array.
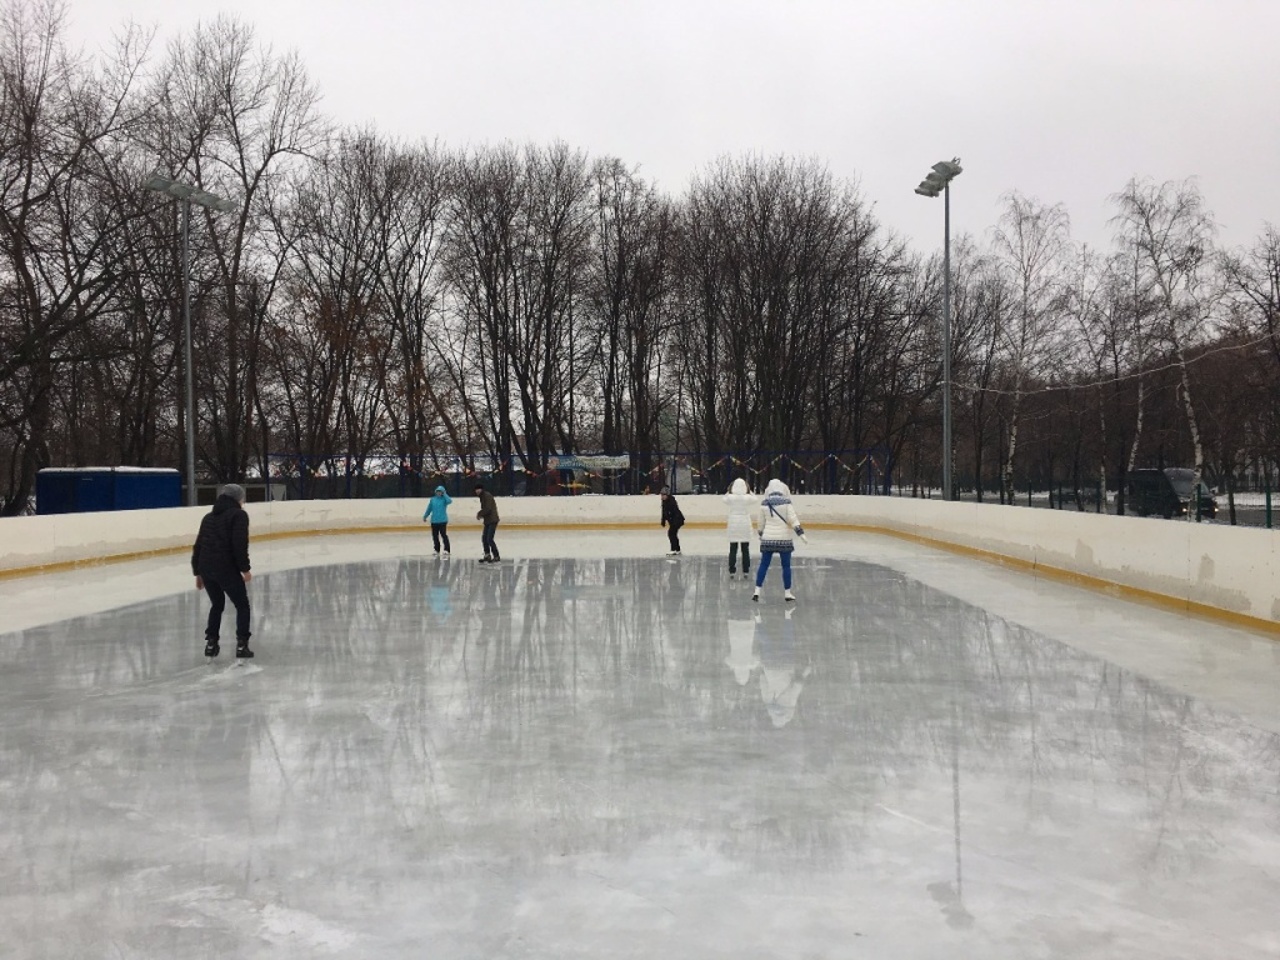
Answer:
[
  {"left": 141, "top": 172, "right": 241, "bottom": 505},
  {"left": 914, "top": 157, "right": 963, "bottom": 501}
]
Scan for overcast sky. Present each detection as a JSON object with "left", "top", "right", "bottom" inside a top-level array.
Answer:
[{"left": 63, "top": 0, "right": 1279, "bottom": 256}]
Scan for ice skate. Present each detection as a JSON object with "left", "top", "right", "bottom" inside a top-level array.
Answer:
[
  {"left": 752, "top": 586, "right": 760, "bottom": 602},
  {"left": 784, "top": 589, "right": 796, "bottom": 602},
  {"left": 235, "top": 639, "right": 254, "bottom": 659},
  {"left": 204, "top": 636, "right": 220, "bottom": 658}
]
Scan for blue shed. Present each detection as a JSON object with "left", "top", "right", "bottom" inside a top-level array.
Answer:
[{"left": 36, "top": 467, "right": 182, "bottom": 515}]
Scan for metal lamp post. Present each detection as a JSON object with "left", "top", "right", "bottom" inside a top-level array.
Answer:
[
  {"left": 915, "top": 158, "right": 962, "bottom": 501},
  {"left": 143, "top": 173, "right": 239, "bottom": 506}
]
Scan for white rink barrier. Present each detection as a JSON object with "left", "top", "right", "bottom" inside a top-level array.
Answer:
[{"left": 2, "top": 494, "right": 1279, "bottom": 633}]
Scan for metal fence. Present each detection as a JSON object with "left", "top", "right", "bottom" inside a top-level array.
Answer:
[{"left": 263, "top": 449, "right": 894, "bottom": 500}]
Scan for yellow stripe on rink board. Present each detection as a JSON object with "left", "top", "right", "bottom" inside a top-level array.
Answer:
[{"left": 3, "top": 519, "right": 1278, "bottom": 639}]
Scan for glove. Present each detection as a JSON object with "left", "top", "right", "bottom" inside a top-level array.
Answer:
[{"left": 795, "top": 526, "right": 808, "bottom": 544}]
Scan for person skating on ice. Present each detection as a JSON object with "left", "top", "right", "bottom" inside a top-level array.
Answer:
[
  {"left": 753, "top": 477, "right": 806, "bottom": 603},
  {"left": 191, "top": 482, "right": 254, "bottom": 658},
  {"left": 422, "top": 484, "right": 453, "bottom": 556},
  {"left": 660, "top": 486, "right": 685, "bottom": 556},
  {"left": 723, "top": 477, "right": 757, "bottom": 579},
  {"left": 474, "top": 483, "right": 501, "bottom": 562}
]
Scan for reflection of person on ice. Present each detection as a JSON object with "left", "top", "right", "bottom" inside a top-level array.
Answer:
[
  {"left": 753, "top": 478, "right": 805, "bottom": 603},
  {"left": 725, "top": 605, "right": 758, "bottom": 685},
  {"left": 756, "top": 605, "right": 808, "bottom": 728},
  {"left": 723, "top": 477, "right": 756, "bottom": 579}
]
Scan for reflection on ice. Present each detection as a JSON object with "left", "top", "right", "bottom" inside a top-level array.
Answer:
[{"left": 2, "top": 555, "right": 1279, "bottom": 958}]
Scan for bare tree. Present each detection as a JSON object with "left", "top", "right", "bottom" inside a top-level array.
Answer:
[
  {"left": 373, "top": 140, "right": 456, "bottom": 484},
  {"left": 1220, "top": 224, "right": 1280, "bottom": 493},
  {"left": 145, "top": 15, "right": 325, "bottom": 483},
  {"left": 678, "top": 156, "right": 875, "bottom": 486},
  {"left": 446, "top": 141, "right": 593, "bottom": 487},
  {"left": 946, "top": 239, "right": 1010, "bottom": 501},
  {"left": 1111, "top": 177, "right": 1219, "bottom": 508},
  {"left": 0, "top": 0, "right": 150, "bottom": 512},
  {"left": 585, "top": 157, "right": 675, "bottom": 482},
  {"left": 275, "top": 131, "right": 400, "bottom": 489},
  {"left": 990, "top": 192, "right": 1071, "bottom": 502}
]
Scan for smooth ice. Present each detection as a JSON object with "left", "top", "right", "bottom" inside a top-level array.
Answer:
[{"left": 2, "top": 528, "right": 1280, "bottom": 958}]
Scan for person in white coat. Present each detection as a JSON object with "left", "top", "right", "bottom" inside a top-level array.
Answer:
[
  {"left": 753, "top": 478, "right": 805, "bottom": 602},
  {"left": 723, "top": 477, "right": 757, "bottom": 579}
]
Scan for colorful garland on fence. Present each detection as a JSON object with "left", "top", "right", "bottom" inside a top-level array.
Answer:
[
  {"left": 267, "top": 458, "right": 630, "bottom": 483},
  {"left": 647, "top": 453, "right": 882, "bottom": 483},
  {"left": 266, "top": 452, "right": 887, "bottom": 485}
]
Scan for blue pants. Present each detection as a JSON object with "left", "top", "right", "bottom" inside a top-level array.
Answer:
[{"left": 755, "top": 550, "right": 792, "bottom": 589}]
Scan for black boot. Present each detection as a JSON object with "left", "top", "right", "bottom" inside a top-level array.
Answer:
[
  {"left": 204, "top": 636, "right": 220, "bottom": 658},
  {"left": 235, "top": 637, "right": 254, "bottom": 659}
]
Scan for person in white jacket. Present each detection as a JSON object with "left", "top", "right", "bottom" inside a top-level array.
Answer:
[
  {"left": 754, "top": 478, "right": 805, "bottom": 602},
  {"left": 723, "top": 477, "right": 757, "bottom": 579}
]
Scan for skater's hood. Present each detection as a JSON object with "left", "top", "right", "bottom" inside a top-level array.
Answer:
[
  {"left": 211, "top": 493, "right": 242, "bottom": 515},
  {"left": 764, "top": 479, "right": 791, "bottom": 498},
  {"left": 434, "top": 485, "right": 447, "bottom": 495},
  {"left": 730, "top": 478, "right": 748, "bottom": 495}
]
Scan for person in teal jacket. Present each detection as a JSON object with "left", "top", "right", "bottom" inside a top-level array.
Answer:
[{"left": 422, "top": 485, "right": 453, "bottom": 556}]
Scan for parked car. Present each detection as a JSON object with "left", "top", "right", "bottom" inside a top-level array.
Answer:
[{"left": 1126, "top": 468, "right": 1217, "bottom": 519}]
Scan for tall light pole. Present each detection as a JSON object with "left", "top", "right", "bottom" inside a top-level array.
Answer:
[
  {"left": 143, "top": 173, "right": 239, "bottom": 506},
  {"left": 915, "top": 158, "right": 962, "bottom": 501}
]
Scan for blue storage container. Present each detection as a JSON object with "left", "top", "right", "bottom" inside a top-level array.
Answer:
[{"left": 36, "top": 468, "right": 182, "bottom": 515}]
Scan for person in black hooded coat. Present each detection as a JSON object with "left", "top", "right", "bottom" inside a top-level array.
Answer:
[
  {"left": 191, "top": 482, "right": 254, "bottom": 658},
  {"left": 660, "top": 486, "right": 684, "bottom": 555}
]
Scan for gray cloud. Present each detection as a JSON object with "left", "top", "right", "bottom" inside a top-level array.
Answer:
[{"left": 68, "top": 0, "right": 1280, "bottom": 253}]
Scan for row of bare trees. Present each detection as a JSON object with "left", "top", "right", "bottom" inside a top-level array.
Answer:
[{"left": 3, "top": 1, "right": 1279, "bottom": 514}]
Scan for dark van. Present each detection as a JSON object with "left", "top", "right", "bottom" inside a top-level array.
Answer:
[{"left": 1126, "top": 468, "right": 1217, "bottom": 519}]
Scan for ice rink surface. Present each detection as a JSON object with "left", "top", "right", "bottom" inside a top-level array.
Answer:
[{"left": 3, "top": 527, "right": 1280, "bottom": 959}]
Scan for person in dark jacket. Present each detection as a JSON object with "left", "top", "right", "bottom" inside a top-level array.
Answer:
[
  {"left": 474, "top": 483, "right": 501, "bottom": 563},
  {"left": 660, "top": 486, "right": 684, "bottom": 556},
  {"left": 191, "top": 483, "right": 254, "bottom": 658}
]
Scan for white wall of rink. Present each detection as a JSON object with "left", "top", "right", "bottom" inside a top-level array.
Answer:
[{"left": 3, "top": 493, "right": 1280, "bottom": 630}]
